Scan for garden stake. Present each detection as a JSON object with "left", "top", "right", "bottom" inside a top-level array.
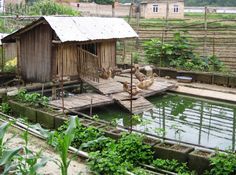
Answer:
[
  {"left": 130, "top": 54, "right": 133, "bottom": 133},
  {"left": 1, "top": 45, "right": 4, "bottom": 72},
  {"left": 90, "top": 98, "right": 93, "bottom": 117},
  {"left": 60, "top": 47, "right": 65, "bottom": 117},
  {"left": 41, "top": 83, "right": 44, "bottom": 96}
]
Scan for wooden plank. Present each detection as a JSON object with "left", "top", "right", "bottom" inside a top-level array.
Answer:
[
  {"left": 116, "top": 97, "right": 153, "bottom": 114},
  {"left": 82, "top": 78, "right": 124, "bottom": 95},
  {"left": 49, "top": 93, "right": 114, "bottom": 110}
]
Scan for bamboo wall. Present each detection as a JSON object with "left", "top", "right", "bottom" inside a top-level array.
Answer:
[{"left": 19, "top": 24, "right": 52, "bottom": 82}]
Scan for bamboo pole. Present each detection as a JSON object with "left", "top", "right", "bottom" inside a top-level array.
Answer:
[
  {"left": 90, "top": 98, "right": 93, "bottom": 117},
  {"left": 1, "top": 45, "right": 4, "bottom": 72},
  {"left": 232, "top": 109, "right": 236, "bottom": 151},
  {"left": 60, "top": 46, "right": 65, "bottom": 116},
  {"left": 203, "top": 6, "right": 208, "bottom": 57},
  {"left": 128, "top": 0, "right": 134, "bottom": 23},
  {"left": 130, "top": 53, "right": 133, "bottom": 133},
  {"left": 213, "top": 32, "right": 215, "bottom": 56},
  {"left": 135, "top": 5, "right": 140, "bottom": 49}
]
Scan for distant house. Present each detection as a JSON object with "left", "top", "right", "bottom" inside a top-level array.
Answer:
[
  {"left": 140, "top": 0, "right": 184, "bottom": 19},
  {"left": 2, "top": 16, "right": 137, "bottom": 82}
]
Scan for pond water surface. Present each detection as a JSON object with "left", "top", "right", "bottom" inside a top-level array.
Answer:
[{"left": 89, "top": 93, "right": 236, "bottom": 151}]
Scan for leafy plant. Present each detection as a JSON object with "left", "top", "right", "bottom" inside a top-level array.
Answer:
[
  {"left": 206, "top": 151, "right": 236, "bottom": 175},
  {"left": 143, "top": 32, "right": 226, "bottom": 73},
  {"left": 0, "top": 122, "right": 11, "bottom": 157},
  {"left": 116, "top": 133, "right": 153, "bottom": 165},
  {"left": 153, "top": 158, "right": 192, "bottom": 174},
  {"left": 0, "top": 123, "right": 47, "bottom": 175},
  {"left": 132, "top": 167, "right": 153, "bottom": 175},
  {"left": 0, "top": 103, "right": 11, "bottom": 115},
  {"left": 3, "top": 58, "right": 17, "bottom": 73},
  {"left": 143, "top": 39, "right": 173, "bottom": 66},
  {"left": 14, "top": 130, "right": 49, "bottom": 175},
  {"left": 88, "top": 149, "right": 132, "bottom": 175},
  {"left": 0, "top": 122, "right": 21, "bottom": 174},
  {"left": 16, "top": 89, "right": 49, "bottom": 107},
  {"left": 57, "top": 121, "right": 104, "bottom": 149},
  {"left": 155, "top": 128, "right": 166, "bottom": 142},
  {"left": 50, "top": 116, "right": 79, "bottom": 175},
  {"left": 132, "top": 52, "right": 140, "bottom": 64},
  {"left": 80, "top": 136, "right": 115, "bottom": 152},
  {"left": 6, "top": 0, "right": 80, "bottom": 16},
  {"left": 170, "top": 124, "right": 185, "bottom": 143}
]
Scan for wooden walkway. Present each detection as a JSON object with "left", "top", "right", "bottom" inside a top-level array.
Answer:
[
  {"left": 49, "top": 75, "right": 176, "bottom": 114},
  {"left": 49, "top": 93, "right": 113, "bottom": 111},
  {"left": 81, "top": 76, "right": 176, "bottom": 114}
]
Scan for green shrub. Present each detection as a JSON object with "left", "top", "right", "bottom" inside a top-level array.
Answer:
[
  {"left": 5, "top": 0, "right": 80, "bottom": 16},
  {"left": 0, "top": 103, "right": 11, "bottom": 115},
  {"left": 143, "top": 32, "right": 226, "bottom": 72},
  {"left": 30, "top": 0, "right": 80, "bottom": 16},
  {"left": 116, "top": 133, "right": 153, "bottom": 165},
  {"left": 143, "top": 39, "right": 173, "bottom": 66},
  {"left": 205, "top": 151, "right": 236, "bottom": 175},
  {"left": 57, "top": 121, "right": 104, "bottom": 149},
  {"left": 153, "top": 158, "right": 192, "bottom": 174},
  {"left": 15, "top": 89, "right": 49, "bottom": 107},
  {"left": 88, "top": 149, "right": 133, "bottom": 175}
]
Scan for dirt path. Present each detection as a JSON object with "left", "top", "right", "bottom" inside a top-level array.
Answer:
[{"left": 4, "top": 125, "right": 91, "bottom": 175}]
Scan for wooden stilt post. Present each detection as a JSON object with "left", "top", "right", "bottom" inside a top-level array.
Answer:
[
  {"left": 60, "top": 46, "right": 65, "bottom": 116},
  {"left": 130, "top": 53, "right": 133, "bottom": 133},
  {"left": 204, "top": 6, "right": 208, "bottom": 57},
  {"left": 1, "top": 45, "right": 4, "bottom": 72},
  {"left": 80, "top": 80, "right": 83, "bottom": 94},
  {"left": 41, "top": 83, "right": 44, "bottom": 96},
  {"left": 112, "top": 2, "right": 115, "bottom": 17},
  {"left": 128, "top": 0, "right": 134, "bottom": 23},
  {"left": 90, "top": 98, "right": 93, "bottom": 117},
  {"left": 213, "top": 32, "right": 215, "bottom": 56}
]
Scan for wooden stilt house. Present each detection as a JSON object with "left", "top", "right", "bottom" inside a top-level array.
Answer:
[{"left": 1, "top": 16, "right": 137, "bottom": 82}]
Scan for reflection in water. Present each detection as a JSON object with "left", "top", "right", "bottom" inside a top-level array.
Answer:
[{"left": 92, "top": 93, "right": 236, "bottom": 151}]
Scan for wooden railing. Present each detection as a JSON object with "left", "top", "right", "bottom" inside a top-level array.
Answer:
[{"left": 78, "top": 47, "right": 99, "bottom": 82}]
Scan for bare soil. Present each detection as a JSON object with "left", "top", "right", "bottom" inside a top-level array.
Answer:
[{"left": 4, "top": 126, "right": 91, "bottom": 175}]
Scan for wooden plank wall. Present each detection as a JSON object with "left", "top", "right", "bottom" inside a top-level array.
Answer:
[
  {"left": 99, "top": 41, "right": 116, "bottom": 69},
  {"left": 4, "top": 43, "right": 17, "bottom": 61},
  {"left": 20, "top": 24, "right": 52, "bottom": 82},
  {"left": 54, "top": 40, "right": 117, "bottom": 81},
  {"left": 55, "top": 44, "right": 78, "bottom": 78}
]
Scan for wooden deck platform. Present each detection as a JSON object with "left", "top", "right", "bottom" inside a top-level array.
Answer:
[
  {"left": 49, "top": 75, "right": 176, "bottom": 114},
  {"left": 49, "top": 93, "right": 113, "bottom": 111},
  {"left": 81, "top": 76, "right": 177, "bottom": 114}
]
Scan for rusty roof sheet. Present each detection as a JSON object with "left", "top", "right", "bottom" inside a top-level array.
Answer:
[
  {"left": 2, "top": 16, "right": 138, "bottom": 43},
  {"left": 44, "top": 16, "right": 138, "bottom": 42}
]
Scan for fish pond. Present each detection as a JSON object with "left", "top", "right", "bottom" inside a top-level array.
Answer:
[{"left": 89, "top": 93, "right": 236, "bottom": 151}]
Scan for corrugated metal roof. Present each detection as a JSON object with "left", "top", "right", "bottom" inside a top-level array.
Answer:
[
  {"left": 2, "top": 16, "right": 138, "bottom": 43},
  {"left": 44, "top": 16, "right": 138, "bottom": 42}
]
